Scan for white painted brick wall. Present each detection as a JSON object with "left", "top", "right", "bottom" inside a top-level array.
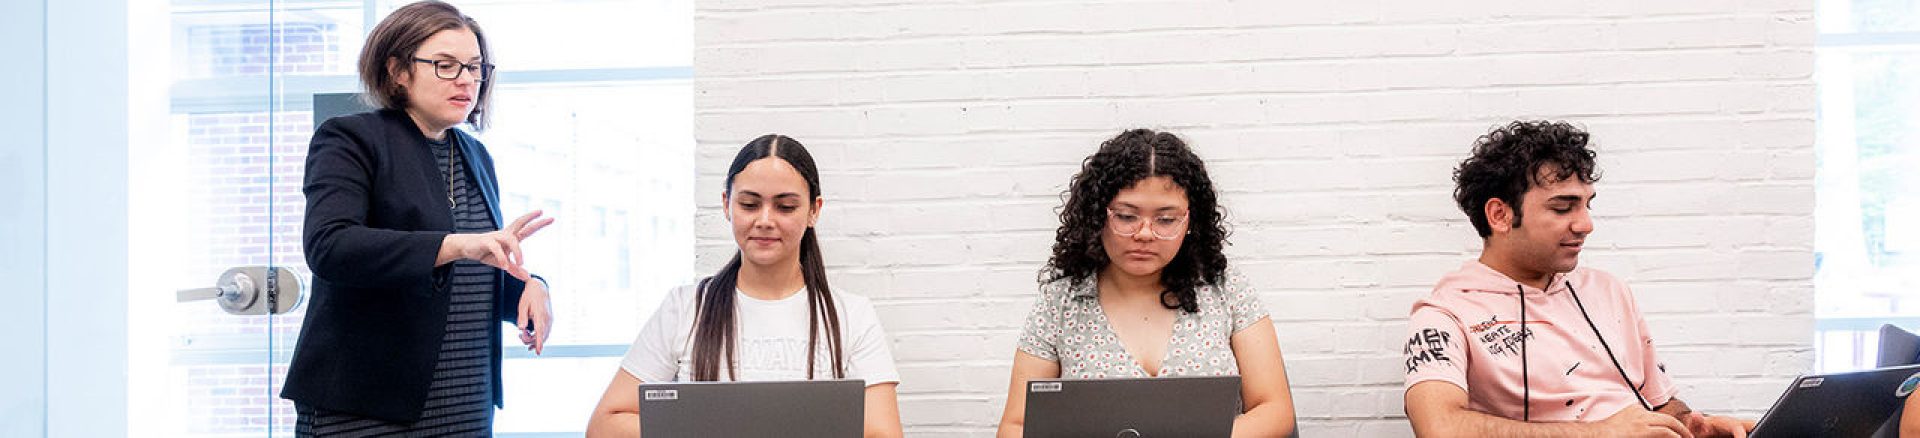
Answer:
[{"left": 694, "top": 1, "right": 1815, "bottom": 436}]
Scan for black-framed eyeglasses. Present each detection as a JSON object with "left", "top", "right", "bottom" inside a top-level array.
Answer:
[{"left": 412, "top": 57, "right": 493, "bottom": 82}]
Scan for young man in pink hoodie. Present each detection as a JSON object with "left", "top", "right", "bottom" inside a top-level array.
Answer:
[{"left": 1402, "top": 121, "right": 1755, "bottom": 437}]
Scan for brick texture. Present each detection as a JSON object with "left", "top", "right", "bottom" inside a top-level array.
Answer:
[{"left": 693, "top": 1, "right": 1817, "bottom": 436}]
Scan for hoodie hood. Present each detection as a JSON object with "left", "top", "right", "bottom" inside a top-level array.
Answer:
[{"left": 1434, "top": 260, "right": 1571, "bottom": 297}]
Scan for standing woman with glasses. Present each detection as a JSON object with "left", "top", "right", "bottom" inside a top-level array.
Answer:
[
  {"left": 586, "top": 135, "right": 902, "bottom": 437},
  {"left": 282, "top": 1, "right": 556, "bottom": 435},
  {"left": 996, "top": 129, "right": 1298, "bottom": 437}
]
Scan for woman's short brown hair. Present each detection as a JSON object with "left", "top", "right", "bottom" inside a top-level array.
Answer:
[{"left": 357, "top": 0, "right": 493, "bottom": 130}]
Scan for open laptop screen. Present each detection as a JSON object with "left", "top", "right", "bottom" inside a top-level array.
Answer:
[{"left": 1879, "top": 324, "right": 1920, "bottom": 368}]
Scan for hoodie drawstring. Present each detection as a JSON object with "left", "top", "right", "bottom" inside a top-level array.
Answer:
[
  {"left": 1516, "top": 284, "right": 1530, "bottom": 422},
  {"left": 1567, "top": 280, "right": 1655, "bottom": 412}
]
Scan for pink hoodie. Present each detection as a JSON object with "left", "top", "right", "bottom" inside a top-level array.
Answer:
[{"left": 1404, "top": 261, "right": 1677, "bottom": 422}]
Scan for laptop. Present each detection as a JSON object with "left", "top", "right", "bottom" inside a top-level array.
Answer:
[
  {"left": 1878, "top": 324, "right": 1920, "bottom": 368},
  {"left": 1749, "top": 363, "right": 1920, "bottom": 438},
  {"left": 312, "top": 92, "right": 373, "bottom": 127},
  {"left": 638, "top": 379, "right": 864, "bottom": 437},
  {"left": 1023, "top": 375, "right": 1241, "bottom": 437}
]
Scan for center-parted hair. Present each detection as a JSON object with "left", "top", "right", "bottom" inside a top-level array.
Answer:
[
  {"left": 1045, "top": 129, "right": 1230, "bottom": 313},
  {"left": 690, "top": 134, "right": 845, "bottom": 381},
  {"left": 1452, "top": 120, "right": 1602, "bottom": 238}
]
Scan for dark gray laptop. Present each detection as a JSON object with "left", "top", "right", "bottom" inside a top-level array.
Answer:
[
  {"left": 313, "top": 92, "right": 373, "bottom": 126},
  {"left": 1750, "top": 363, "right": 1920, "bottom": 438},
  {"left": 1023, "top": 376, "right": 1241, "bottom": 437},
  {"left": 638, "top": 379, "right": 864, "bottom": 437},
  {"left": 1879, "top": 324, "right": 1920, "bottom": 368}
]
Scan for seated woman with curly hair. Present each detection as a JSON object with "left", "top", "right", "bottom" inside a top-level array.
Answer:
[{"left": 995, "top": 129, "right": 1298, "bottom": 438}]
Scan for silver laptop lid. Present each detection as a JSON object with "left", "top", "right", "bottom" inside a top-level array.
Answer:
[{"left": 638, "top": 379, "right": 864, "bottom": 437}]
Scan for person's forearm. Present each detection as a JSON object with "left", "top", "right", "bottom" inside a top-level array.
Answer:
[
  {"left": 1415, "top": 410, "right": 1596, "bottom": 438},
  {"left": 1655, "top": 398, "right": 1693, "bottom": 420},
  {"left": 1902, "top": 396, "right": 1919, "bottom": 438},
  {"left": 863, "top": 425, "right": 901, "bottom": 438},
  {"left": 1231, "top": 401, "right": 1298, "bottom": 438},
  {"left": 585, "top": 412, "right": 639, "bottom": 438},
  {"left": 995, "top": 422, "right": 1023, "bottom": 438},
  {"left": 306, "top": 223, "right": 449, "bottom": 288},
  {"left": 436, "top": 234, "right": 463, "bottom": 266}
]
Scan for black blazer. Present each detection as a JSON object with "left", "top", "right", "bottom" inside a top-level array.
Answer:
[{"left": 281, "top": 109, "right": 536, "bottom": 423}]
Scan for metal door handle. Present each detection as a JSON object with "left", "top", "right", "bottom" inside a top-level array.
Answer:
[{"left": 175, "top": 266, "right": 304, "bottom": 315}]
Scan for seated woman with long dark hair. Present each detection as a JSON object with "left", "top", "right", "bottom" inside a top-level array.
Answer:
[{"left": 586, "top": 135, "right": 902, "bottom": 438}]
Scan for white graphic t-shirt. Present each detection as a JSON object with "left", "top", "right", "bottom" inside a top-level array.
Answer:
[{"left": 620, "top": 283, "right": 900, "bottom": 386}]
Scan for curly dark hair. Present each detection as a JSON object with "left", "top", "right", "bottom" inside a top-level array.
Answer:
[
  {"left": 1045, "top": 129, "right": 1229, "bottom": 313},
  {"left": 1453, "top": 120, "right": 1602, "bottom": 238}
]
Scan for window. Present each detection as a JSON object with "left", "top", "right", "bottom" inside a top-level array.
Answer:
[{"left": 1814, "top": 0, "right": 1920, "bottom": 371}]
